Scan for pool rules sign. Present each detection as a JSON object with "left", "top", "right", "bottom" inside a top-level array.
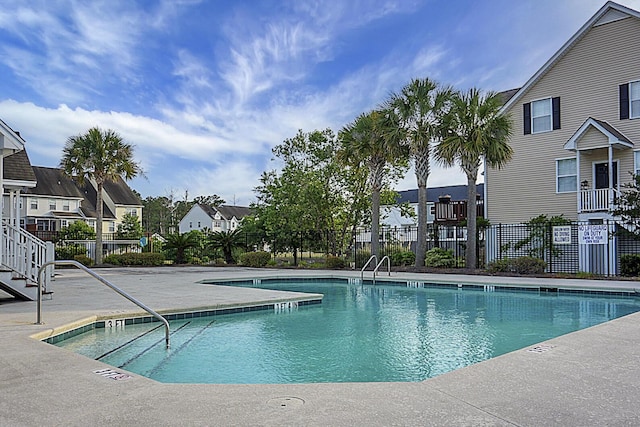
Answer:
[{"left": 577, "top": 224, "right": 608, "bottom": 245}]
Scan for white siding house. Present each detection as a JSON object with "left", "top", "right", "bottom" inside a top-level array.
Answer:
[{"left": 178, "top": 204, "right": 251, "bottom": 234}]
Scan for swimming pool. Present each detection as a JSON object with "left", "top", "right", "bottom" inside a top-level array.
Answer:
[{"left": 52, "top": 279, "right": 640, "bottom": 384}]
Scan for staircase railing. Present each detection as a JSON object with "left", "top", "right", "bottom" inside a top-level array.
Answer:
[{"left": 1, "top": 220, "right": 53, "bottom": 290}]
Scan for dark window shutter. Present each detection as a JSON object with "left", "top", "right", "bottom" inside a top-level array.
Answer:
[
  {"left": 523, "top": 103, "right": 531, "bottom": 135},
  {"left": 552, "top": 97, "right": 561, "bottom": 130},
  {"left": 620, "top": 84, "right": 629, "bottom": 120}
]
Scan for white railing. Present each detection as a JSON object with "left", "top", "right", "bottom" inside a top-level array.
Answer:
[
  {"left": 1, "top": 220, "right": 53, "bottom": 289},
  {"left": 579, "top": 188, "right": 620, "bottom": 212}
]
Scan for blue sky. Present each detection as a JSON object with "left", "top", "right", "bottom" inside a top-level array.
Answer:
[{"left": 2, "top": 0, "right": 639, "bottom": 206}]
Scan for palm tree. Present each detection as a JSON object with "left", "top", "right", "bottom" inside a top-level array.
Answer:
[
  {"left": 209, "top": 229, "right": 245, "bottom": 264},
  {"left": 338, "top": 109, "right": 408, "bottom": 259},
  {"left": 164, "top": 232, "right": 200, "bottom": 264},
  {"left": 387, "top": 78, "right": 452, "bottom": 267},
  {"left": 60, "top": 127, "right": 141, "bottom": 264},
  {"left": 436, "top": 88, "right": 513, "bottom": 270}
]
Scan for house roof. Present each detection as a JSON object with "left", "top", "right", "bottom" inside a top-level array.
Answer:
[
  {"left": 3, "top": 149, "right": 36, "bottom": 183},
  {"left": 26, "top": 167, "right": 85, "bottom": 199},
  {"left": 500, "top": 1, "right": 640, "bottom": 114},
  {"left": 396, "top": 184, "right": 484, "bottom": 204},
  {"left": 216, "top": 205, "right": 252, "bottom": 220},
  {"left": 103, "top": 177, "right": 142, "bottom": 206},
  {"left": 564, "top": 117, "right": 634, "bottom": 151},
  {"left": 0, "top": 118, "right": 26, "bottom": 152},
  {"left": 497, "top": 88, "right": 520, "bottom": 105}
]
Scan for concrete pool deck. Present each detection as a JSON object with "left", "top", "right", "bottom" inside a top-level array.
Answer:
[{"left": 1, "top": 266, "right": 640, "bottom": 426}]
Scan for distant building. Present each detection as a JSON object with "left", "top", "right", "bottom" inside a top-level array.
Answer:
[{"left": 178, "top": 204, "right": 252, "bottom": 234}]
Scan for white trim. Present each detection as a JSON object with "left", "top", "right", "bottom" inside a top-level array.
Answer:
[
  {"left": 556, "top": 157, "right": 577, "bottom": 193},
  {"left": 634, "top": 150, "right": 640, "bottom": 175},
  {"left": 531, "top": 97, "right": 553, "bottom": 134},
  {"left": 630, "top": 80, "right": 640, "bottom": 119},
  {"left": 564, "top": 118, "right": 634, "bottom": 150},
  {"left": 500, "top": 2, "right": 640, "bottom": 115}
]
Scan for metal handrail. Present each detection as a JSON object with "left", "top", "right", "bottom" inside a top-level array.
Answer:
[
  {"left": 360, "top": 255, "right": 378, "bottom": 282},
  {"left": 36, "top": 260, "right": 170, "bottom": 349},
  {"left": 372, "top": 256, "right": 391, "bottom": 284}
]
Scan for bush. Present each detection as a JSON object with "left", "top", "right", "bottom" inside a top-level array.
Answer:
[
  {"left": 103, "top": 252, "right": 165, "bottom": 266},
  {"left": 621, "top": 254, "right": 640, "bottom": 277},
  {"left": 240, "top": 251, "right": 271, "bottom": 267},
  {"left": 55, "top": 244, "right": 87, "bottom": 260},
  {"left": 355, "top": 250, "right": 372, "bottom": 268},
  {"left": 425, "top": 248, "right": 456, "bottom": 268},
  {"left": 388, "top": 250, "right": 415, "bottom": 267},
  {"left": 73, "top": 254, "right": 94, "bottom": 267},
  {"left": 325, "top": 256, "right": 346, "bottom": 269},
  {"left": 487, "top": 256, "right": 547, "bottom": 274}
]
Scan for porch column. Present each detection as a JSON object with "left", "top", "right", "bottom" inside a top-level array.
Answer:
[
  {"left": 608, "top": 144, "right": 614, "bottom": 207},
  {"left": 576, "top": 150, "right": 581, "bottom": 213}
]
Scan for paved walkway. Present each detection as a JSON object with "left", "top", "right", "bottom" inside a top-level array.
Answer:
[{"left": 1, "top": 266, "right": 639, "bottom": 426}]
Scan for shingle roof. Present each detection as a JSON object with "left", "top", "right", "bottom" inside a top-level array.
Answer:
[
  {"left": 3, "top": 150, "right": 36, "bottom": 182},
  {"left": 80, "top": 181, "right": 116, "bottom": 220},
  {"left": 25, "top": 167, "right": 85, "bottom": 198},
  {"left": 103, "top": 177, "right": 142, "bottom": 205},
  {"left": 497, "top": 88, "right": 520, "bottom": 105},
  {"left": 396, "top": 184, "right": 484, "bottom": 204},
  {"left": 216, "top": 205, "right": 252, "bottom": 220}
]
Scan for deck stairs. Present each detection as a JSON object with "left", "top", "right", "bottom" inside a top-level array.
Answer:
[{"left": 0, "top": 220, "right": 54, "bottom": 300}]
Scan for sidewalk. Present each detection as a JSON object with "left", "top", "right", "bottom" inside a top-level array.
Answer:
[{"left": 1, "top": 266, "right": 639, "bottom": 426}]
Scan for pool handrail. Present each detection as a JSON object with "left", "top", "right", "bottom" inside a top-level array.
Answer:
[
  {"left": 36, "top": 260, "right": 170, "bottom": 349},
  {"left": 360, "top": 255, "right": 378, "bottom": 282},
  {"left": 372, "top": 256, "right": 391, "bottom": 284}
]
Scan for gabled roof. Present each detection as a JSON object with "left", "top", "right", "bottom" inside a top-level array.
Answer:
[
  {"left": 216, "top": 205, "right": 252, "bottom": 220},
  {"left": 500, "top": 1, "right": 640, "bottom": 114},
  {"left": 0, "top": 118, "right": 26, "bottom": 152},
  {"left": 564, "top": 117, "right": 634, "bottom": 150},
  {"left": 3, "top": 149, "right": 36, "bottom": 183},
  {"left": 396, "top": 184, "right": 484, "bottom": 204},
  {"left": 80, "top": 181, "right": 116, "bottom": 220},
  {"left": 103, "top": 177, "right": 142, "bottom": 206},
  {"left": 26, "top": 167, "right": 85, "bottom": 199}
]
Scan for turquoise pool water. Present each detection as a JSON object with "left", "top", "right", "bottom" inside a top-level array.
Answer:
[{"left": 54, "top": 280, "right": 640, "bottom": 384}]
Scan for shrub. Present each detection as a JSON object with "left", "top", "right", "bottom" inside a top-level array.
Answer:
[
  {"left": 425, "top": 248, "right": 456, "bottom": 268},
  {"left": 55, "top": 244, "right": 86, "bottom": 260},
  {"left": 103, "top": 253, "right": 165, "bottom": 266},
  {"left": 388, "top": 250, "right": 415, "bottom": 267},
  {"left": 325, "top": 256, "right": 346, "bottom": 269},
  {"left": 487, "top": 256, "right": 546, "bottom": 274},
  {"left": 355, "top": 250, "right": 372, "bottom": 268},
  {"left": 621, "top": 254, "right": 640, "bottom": 277},
  {"left": 73, "top": 254, "right": 94, "bottom": 267},
  {"left": 240, "top": 251, "right": 271, "bottom": 267}
]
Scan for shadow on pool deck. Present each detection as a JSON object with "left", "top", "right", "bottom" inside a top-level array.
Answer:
[{"left": 1, "top": 266, "right": 640, "bottom": 426}]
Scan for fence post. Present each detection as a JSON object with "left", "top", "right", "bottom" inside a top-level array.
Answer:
[{"left": 547, "top": 222, "right": 553, "bottom": 274}]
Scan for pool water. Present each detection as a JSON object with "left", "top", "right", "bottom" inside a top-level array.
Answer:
[{"left": 54, "top": 280, "right": 640, "bottom": 384}]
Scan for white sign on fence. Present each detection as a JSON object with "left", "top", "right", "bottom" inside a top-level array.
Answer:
[
  {"left": 578, "top": 224, "right": 608, "bottom": 245},
  {"left": 552, "top": 226, "right": 572, "bottom": 245}
]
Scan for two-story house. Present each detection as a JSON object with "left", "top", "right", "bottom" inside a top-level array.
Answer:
[
  {"left": 178, "top": 204, "right": 251, "bottom": 234},
  {"left": 485, "top": 1, "right": 640, "bottom": 273}
]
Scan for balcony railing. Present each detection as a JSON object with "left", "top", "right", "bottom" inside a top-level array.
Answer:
[
  {"left": 433, "top": 200, "right": 484, "bottom": 223},
  {"left": 579, "top": 188, "right": 620, "bottom": 213}
]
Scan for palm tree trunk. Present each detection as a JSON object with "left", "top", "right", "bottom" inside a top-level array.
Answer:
[
  {"left": 96, "top": 181, "right": 104, "bottom": 265},
  {"left": 371, "top": 188, "right": 380, "bottom": 258},
  {"left": 465, "top": 174, "right": 477, "bottom": 270},
  {"left": 414, "top": 148, "right": 429, "bottom": 267}
]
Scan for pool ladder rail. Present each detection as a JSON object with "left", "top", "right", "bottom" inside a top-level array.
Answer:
[
  {"left": 36, "top": 260, "right": 171, "bottom": 349},
  {"left": 360, "top": 255, "right": 391, "bottom": 284}
]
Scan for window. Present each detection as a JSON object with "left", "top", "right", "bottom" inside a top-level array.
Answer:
[
  {"left": 557, "top": 158, "right": 577, "bottom": 193},
  {"left": 30, "top": 199, "right": 38, "bottom": 210},
  {"left": 126, "top": 208, "right": 138, "bottom": 217},
  {"left": 63, "top": 200, "right": 70, "bottom": 211},
  {"left": 632, "top": 81, "right": 640, "bottom": 119},
  {"left": 635, "top": 151, "right": 640, "bottom": 176},
  {"left": 189, "top": 221, "right": 193, "bottom": 229},
  {"left": 197, "top": 221, "right": 201, "bottom": 228},
  {"left": 524, "top": 97, "right": 560, "bottom": 134},
  {"left": 109, "top": 222, "right": 115, "bottom": 233},
  {"left": 49, "top": 199, "right": 56, "bottom": 210},
  {"left": 61, "top": 220, "right": 68, "bottom": 228},
  {"left": 532, "top": 98, "right": 552, "bottom": 133}
]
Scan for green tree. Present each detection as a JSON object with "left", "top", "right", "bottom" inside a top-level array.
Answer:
[
  {"left": 142, "top": 196, "right": 172, "bottom": 235},
  {"left": 338, "top": 109, "right": 409, "bottom": 258},
  {"left": 193, "top": 194, "right": 226, "bottom": 208},
  {"left": 117, "top": 213, "right": 143, "bottom": 239},
  {"left": 208, "top": 229, "right": 244, "bottom": 264},
  {"left": 612, "top": 173, "right": 640, "bottom": 238},
  {"left": 388, "top": 77, "right": 452, "bottom": 267},
  {"left": 436, "top": 88, "right": 513, "bottom": 269},
  {"left": 58, "top": 220, "right": 96, "bottom": 240},
  {"left": 163, "top": 232, "right": 200, "bottom": 264},
  {"left": 60, "top": 127, "right": 141, "bottom": 264}
]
